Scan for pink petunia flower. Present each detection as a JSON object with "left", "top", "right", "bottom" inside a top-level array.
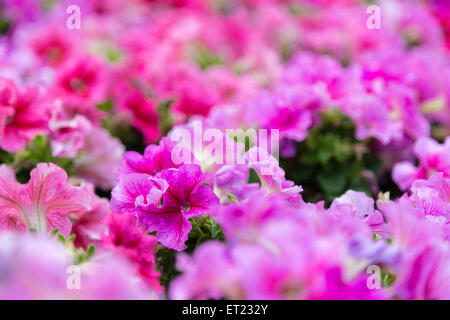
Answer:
[
  {"left": 393, "top": 137, "right": 450, "bottom": 190},
  {"left": 409, "top": 173, "right": 450, "bottom": 240},
  {"left": 55, "top": 56, "right": 106, "bottom": 102},
  {"left": 329, "top": 190, "right": 391, "bottom": 239},
  {"left": 102, "top": 212, "right": 162, "bottom": 292},
  {"left": 0, "top": 232, "right": 158, "bottom": 299},
  {"left": 70, "top": 182, "right": 110, "bottom": 249},
  {"left": 245, "top": 146, "right": 304, "bottom": 206},
  {"left": 380, "top": 197, "right": 450, "bottom": 299},
  {"left": 72, "top": 125, "right": 125, "bottom": 190},
  {"left": 117, "top": 89, "right": 161, "bottom": 144},
  {"left": 28, "top": 25, "right": 76, "bottom": 68},
  {"left": 0, "top": 163, "right": 90, "bottom": 237},
  {"left": 170, "top": 241, "right": 241, "bottom": 300},
  {"left": 0, "top": 78, "right": 50, "bottom": 152}
]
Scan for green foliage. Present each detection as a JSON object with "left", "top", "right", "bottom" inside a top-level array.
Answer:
[
  {"left": 156, "top": 247, "right": 178, "bottom": 291},
  {"left": 102, "top": 117, "right": 147, "bottom": 153},
  {"left": 248, "top": 168, "right": 261, "bottom": 185},
  {"left": 186, "top": 215, "right": 225, "bottom": 252},
  {"left": 0, "top": 135, "right": 74, "bottom": 183},
  {"left": 226, "top": 193, "right": 238, "bottom": 204},
  {"left": 156, "top": 215, "right": 225, "bottom": 291},
  {"left": 0, "top": 148, "right": 14, "bottom": 164},
  {"left": 52, "top": 230, "right": 96, "bottom": 264},
  {"left": 157, "top": 99, "right": 174, "bottom": 136},
  {"left": 382, "top": 270, "right": 396, "bottom": 288},
  {"left": 280, "top": 109, "right": 381, "bottom": 205},
  {"left": 97, "top": 99, "right": 113, "bottom": 112},
  {"left": 0, "top": 10, "right": 12, "bottom": 35},
  {"left": 192, "top": 46, "right": 223, "bottom": 70},
  {"left": 104, "top": 45, "right": 123, "bottom": 63}
]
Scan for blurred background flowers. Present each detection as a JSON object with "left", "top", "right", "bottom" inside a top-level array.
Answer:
[{"left": 0, "top": 0, "right": 449, "bottom": 300}]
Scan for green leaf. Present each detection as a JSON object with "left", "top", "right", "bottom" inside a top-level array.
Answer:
[
  {"left": 317, "top": 170, "right": 346, "bottom": 195},
  {"left": 97, "top": 99, "right": 113, "bottom": 112},
  {"left": 227, "top": 193, "right": 238, "bottom": 203},
  {"left": 192, "top": 46, "right": 223, "bottom": 70},
  {"left": 57, "top": 233, "right": 67, "bottom": 243},
  {"left": 85, "top": 244, "right": 96, "bottom": 261},
  {"left": 67, "top": 234, "right": 76, "bottom": 243},
  {"left": 209, "top": 217, "right": 222, "bottom": 239},
  {"left": 157, "top": 99, "right": 174, "bottom": 135},
  {"left": 381, "top": 271, "right": 396, "bottom": 288}
]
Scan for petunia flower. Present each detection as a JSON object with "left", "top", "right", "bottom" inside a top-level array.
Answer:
[
  {"left": 137, "top": 164, "right": 219, "bottom": 251},
  {"left": 28, "top": 25, "right": 76, "bottom": 67},
  {"left": 408, "top": 173, "right": 450, "bottom": 240},
  {"left": 70, "top": 182, "right": 110, "bottom": 249},
  {"left": 393, "top": 137, "right": 450, "bottom": 190},
  {"left": 116, "top": 137, "right": 183, "bottom": 180},
  {"left": 72, "top": 125, "right": 125, "bottom": 190},
  {"left": 329, "top": 190, "right": 391, "bottom": 238},
  {"left": 54, "top": 55, "right": 107, "bottom": 105},
  {"left": 170, "top": 241, "right": 241, "bottom": 300},
  {"left": 380, "top": 197, "right": 450, "bottom": 299},
  {"left": 111, "top": 173, "right": 169, "bottom": 215},
  {"left": 0, "top": 232, "right": 158, "bottom": 299},
  {"left": 0, "top": 78, "right": 50, "bottom": 152},
  {"left": 0, "top": 163, "right": 90, "bottom": 237},
  {"left": 411, "top": 173, "right": 450, "bottom": 218},
  {"left": 245, "top": 146, "right": 304, "bottom": 206},
  {"left": 102, "top": 212, "right": 162, "bottom": 292}
]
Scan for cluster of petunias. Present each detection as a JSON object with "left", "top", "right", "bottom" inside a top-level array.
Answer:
[{"left": 0, "top": 0, "right": 449, "bottom": 299}]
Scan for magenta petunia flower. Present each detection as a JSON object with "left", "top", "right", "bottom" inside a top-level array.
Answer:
[
  {"left": 137, "top": 164, "right": 219, "bottom": 251},
  {"left": 0, "top": 78, "right": 50, "bottom": 152},
  {"left": 52, "top": 55, "right": 107, "bottom": 114},
  {"left": 102, "top": 212, "right": 162, "bottom": 292},
  {"left": 116, "top": 137, "right": 183, "bottom": 180},
  {"left": 111, "top": 173, "right": 169, "bottom": 215},
  {"left": 117, "top": 90, "right": 161, "bottom": 144},
  {"left": 28, "top": 25, "right": 76, "bottom": 68}
]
